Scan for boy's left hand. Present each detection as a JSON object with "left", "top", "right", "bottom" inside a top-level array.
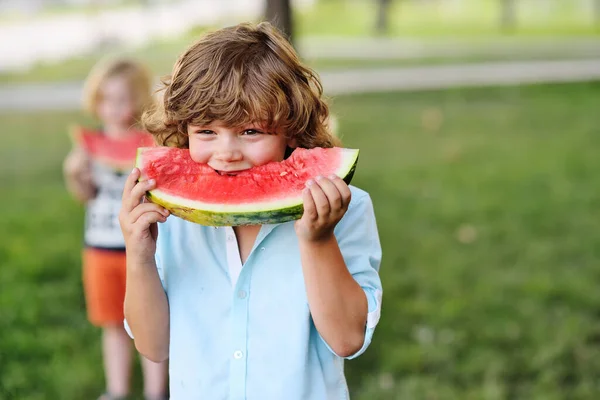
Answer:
[{"left": 295, "top": 175, "right": 351, "bottom": 242}]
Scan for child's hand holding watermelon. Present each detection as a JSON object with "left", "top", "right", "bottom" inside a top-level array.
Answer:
[
  {"left": 295, "top": 174, "right": 352, "bottom": 242},
  {"left": 118, "top": 167, "right": 171, "bottom": 363},
  {"left": 63, "top": 147, "right": 95, "bottom": 203},
  {"left": 119, "top": 168, "right": 169, "bottom": 263}
]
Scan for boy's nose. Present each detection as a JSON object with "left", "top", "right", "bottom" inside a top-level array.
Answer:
[
  {"left": 215, "top": 150, "right": 243, "bottom": 162},
  {"left": 214, "top": 141, "right": 243, "bottom": 162}
]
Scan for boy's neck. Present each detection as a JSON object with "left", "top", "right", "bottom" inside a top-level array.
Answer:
[{"left": 233, "top": 225, "right": 262, "bottom": 265}]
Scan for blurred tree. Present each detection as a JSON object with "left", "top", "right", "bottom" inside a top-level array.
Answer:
[
  {"left": 265, "top": 0, "right": 294, "bottom": 46},
  {"left": 375, "top": 0, "right": 392, "bottom": 35},
  {"left": 500, "top": 0, "right": 517, "bottom": 31}
]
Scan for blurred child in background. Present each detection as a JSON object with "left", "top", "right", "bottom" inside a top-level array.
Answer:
[{"left": 63, "top": 58, "right": 168, "bottom": 400}]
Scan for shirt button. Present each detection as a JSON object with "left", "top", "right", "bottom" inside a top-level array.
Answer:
[
  {"left": 227, "top": 235, "right": 234, "bottom": 242},
  {"left": 233, "top": 350, "right": 244, "bottom": 359},
  {"left": 260, "top": 247, "right": 265, "bottom": 251},
  {"left": 238, "top": 290, "right": 247, "bottom": 299}
]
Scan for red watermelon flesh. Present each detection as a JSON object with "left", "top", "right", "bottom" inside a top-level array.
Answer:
[
  {"left": 72, "top": 126, "right": 155, "bottom": 171},
  {"left": 136, "top": 146, "right": 359, "bottom": 226}
]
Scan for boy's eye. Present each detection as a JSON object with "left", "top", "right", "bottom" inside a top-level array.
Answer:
[
  {"left": 242, "top": 129, "right": 262, "bottom": 136},
  {"left": 196, "top": 130, "right": 215, "bottom": 135}
]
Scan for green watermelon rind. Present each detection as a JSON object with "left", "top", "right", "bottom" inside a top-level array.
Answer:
[{"left": 136, "top": 147, "right": 359, "bottom": 226}]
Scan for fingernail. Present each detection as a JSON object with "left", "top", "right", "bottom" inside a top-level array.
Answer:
[
  {"left": 306, "top": 180, "right": 314, "bottom": 187},
  {"left": 131, "top": 168, "right": 137, "bottom": 175},
  {"left": 328, "top": 174, "right": 337, "bottom": 180},
  {"left": 148, "top": 179, "right": 155, "bottom": 185},
  {"left": 315, "top": 175, "right": 324, "bottom": 181}
]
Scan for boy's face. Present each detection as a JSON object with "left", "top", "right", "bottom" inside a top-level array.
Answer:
[
  {"left": 187, "top": 121, "right": 295, "bottom": 174},
  {"left": 97, "top": 75, "right": 136, "bottom": 131}
]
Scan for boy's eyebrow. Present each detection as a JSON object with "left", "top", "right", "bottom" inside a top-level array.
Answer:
[{"left": 240, "top": 122, "right": 266, "bottom": 128}]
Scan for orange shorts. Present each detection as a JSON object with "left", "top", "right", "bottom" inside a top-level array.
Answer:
[{"left": 82, "top": 248, "right": 127, "bottom": 326}]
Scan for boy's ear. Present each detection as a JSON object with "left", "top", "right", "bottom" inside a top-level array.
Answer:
[{"left": 287, "top": 136, "right": 297, "bottom": 148}]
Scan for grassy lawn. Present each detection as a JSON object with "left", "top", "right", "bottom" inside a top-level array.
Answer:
[
  {"left": 2, "top": 81, "right": 600, "bottom": 399},
  {"left": 297, "top": 0, "right": 599, "bottom": 37}
]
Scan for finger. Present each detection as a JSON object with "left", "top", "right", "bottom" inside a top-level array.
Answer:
[
  {"left": 122, "top": 168, "right": 141, "bottom": 203},
  {"left": 307, "top": 178, "right": 330, "bottom": 217},
  {"left": 132, "top": 211, "right": 168, "bottom": 234},
  {"left": 328, "top": 174, "right": 352, "bottom": 210},
  {"left": 301, "top": 186, "right": 317, "bottom": 221},
  {"left": 314, "top": 176, "right": 343, "bottom": 211},
  {"left": 128, "top": 203, "right": 169, "bottom": 225},
  {"left": 125, "top": 178, "right": 157, "bottom": 212}
]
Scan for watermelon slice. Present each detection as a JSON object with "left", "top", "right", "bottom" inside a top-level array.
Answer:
[
  {"left": 71, "top": 126, "right": 155, "bottom": 171},
  {"left": 136, "top": 147, "right": 359, "bottom": 226}
]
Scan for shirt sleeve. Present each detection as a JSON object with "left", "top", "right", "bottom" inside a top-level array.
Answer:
[
  {"left": 124, "top": 231, "right": 168, "bottom": 339},
  {"left": 320, "top": 188, "right": 383, "bottom": 360}
]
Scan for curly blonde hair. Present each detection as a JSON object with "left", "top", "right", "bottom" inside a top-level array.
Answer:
[
  {"left": 142, "top": 22, "right": 340, "bottom": 149},
  {"left": 82, "top": 57, "right": 154, "bottom": 123}
]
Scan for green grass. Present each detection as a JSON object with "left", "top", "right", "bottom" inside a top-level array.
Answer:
[
  {"left": 297, "top": 0, "right": 600, "bottom": 37},
  {"left": 2, "top": 81, "right": 600, "bottom": 399}
]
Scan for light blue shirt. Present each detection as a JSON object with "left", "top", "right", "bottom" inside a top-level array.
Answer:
[{"left": 127, "top": 186, "right": 382, "bottom": 400}]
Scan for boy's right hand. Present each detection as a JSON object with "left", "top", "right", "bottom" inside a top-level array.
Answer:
[{"left": 119, "top": 168, "right": 170, "bottom": 264}]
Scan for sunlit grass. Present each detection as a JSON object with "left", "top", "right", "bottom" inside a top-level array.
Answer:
[
  {"left": 297, "top": 0, "right": 599, "bottom": 37},
  {"left": 2, "top": 81, "right": 600, "bottom": 398}
]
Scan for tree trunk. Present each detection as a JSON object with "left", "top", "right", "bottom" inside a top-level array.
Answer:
[
  {"left": 500, "top": 0, "right": 517, "bottom": 32},
  {"left": 375, "top": 0, "right": 392, "bottom": 35},
  {"left": 265, "top": 0, "right": 294, "bottom": 45}
]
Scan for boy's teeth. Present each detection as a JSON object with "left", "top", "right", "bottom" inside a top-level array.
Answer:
[{"left": 216, "top": 170, "right": 237, "bottom": 176}]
